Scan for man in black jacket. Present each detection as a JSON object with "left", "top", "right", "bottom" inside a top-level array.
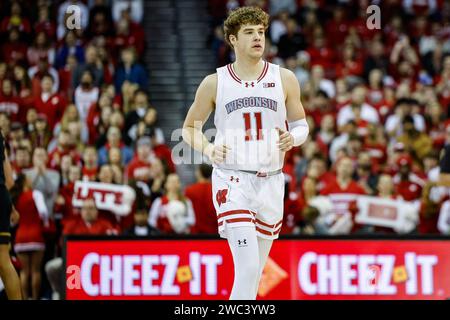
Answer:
[{"left": 123, "top": 207, "right": 160, "bottom": 237}]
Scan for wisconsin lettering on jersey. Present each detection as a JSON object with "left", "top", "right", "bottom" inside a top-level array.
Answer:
[{"left": 225, "top": 96, "right": 278, "bottom": 114}]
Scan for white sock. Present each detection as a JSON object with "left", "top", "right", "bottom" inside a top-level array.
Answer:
[
  {"left": 226, "top": 226, "right": 260, "bottom": 300},
  {"left": 254, "top": 237, "right": 273, "bottom": 297}
]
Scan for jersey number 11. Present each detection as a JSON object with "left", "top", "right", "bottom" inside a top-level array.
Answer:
[{"left": 243, "top": 112, "right": 263, "bottom": 141}]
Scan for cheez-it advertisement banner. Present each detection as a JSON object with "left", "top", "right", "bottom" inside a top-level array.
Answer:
[{"left": 65, "top": 239, "right": 450, "bottom": 300}]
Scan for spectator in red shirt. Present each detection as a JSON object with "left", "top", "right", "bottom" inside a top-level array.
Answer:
[
  {"left": 34, "top": 4, "right": 56, "bottom": 40},
  {"left": 86, "top": 93, "right": 112, "bottom": 144},
  {"left": 321, "top": 156, "right": 366, "bottom": 232},
  {"left": 0, "top": 1, "right": 31, "bottom": 35},
  {"left": 302, "top": 155, "right": 335, "bottom": 193},
  {"left": 81, "top": 145, "right": 99, "bottom": 180},
  {"left": 45, "top": 198, "right": 118, "bottom": 299},
  {"left": 316, "top": 113, "right": 336, "bottom": 149},
  {"left": 325, "top": 5, "right": 350, "bottom": 47},
  {"left": 54, "top": 165, "right": 80, "bottom": 223},
  {"left": 29, "top": 56, "right": 60, "bottom": 96},
  {"left": 185, "top": 164, "right": 217, "bottom": 234},
  {"left": 394, "top": 155, "right": 425, "bottom": 201},
  {"left": 282, "top": 176, "right": 305, "bottom": 235},
  {"left": 307, "top": 33, "right": 336, "bottom": 75},
  {"left": 10, "top": 174, "right": 48, "bottom": 300},
  {"left": 110, "top": 14, "right": 145, "bottom": 57},
  {"left": 11, "top": 145, "right": 31, "bottom": 175},
  {"left": 34, "top": 74, "right": 67, "bottom": 131},
  {"left": 149, "top": 129, "right": 175, "bottom": 173},
  {"left": 13, "top": 64, "right": 34, "bottom": 110},
  {"left": 2, "top": 27, "right": 28, "bottom": 66},
  {"left": 125, "top": 136, "right": 153, "bottom": 183},
  {"left": 0, "top": 78, "right": 24, "bottom": 123},
  {"left": 29, "top": 113, "right": 51, "bottom": 150},
  {"left": 335, "top": 44, "right": 363, "bottom": 78},
  {"left": 47, "top": 129, "right": 81, "bottom": 171}
]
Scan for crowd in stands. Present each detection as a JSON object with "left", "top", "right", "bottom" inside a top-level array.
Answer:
[
  {"left": 1, "top": 0, "right": 450, "bottom": 299},
  {"left": 0, "top": 0, "right": 205, "bottom": 300}
]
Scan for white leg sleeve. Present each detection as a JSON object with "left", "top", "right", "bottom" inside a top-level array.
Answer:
[
  {"left": 226, "top": 225, "right": 260, "bottom": 300},
  {"left": 254, "top": 237, "right": 273, "bottom": 296}
]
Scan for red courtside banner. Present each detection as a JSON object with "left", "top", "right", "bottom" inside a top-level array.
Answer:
[{"left": 64, "top": 237, "right": 450, "bottom": 300}]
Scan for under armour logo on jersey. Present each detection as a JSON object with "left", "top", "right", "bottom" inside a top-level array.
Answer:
[
  {"left": 216, "top": 189, "right": 228, "bottom": 207},
  {"left": 238, "top": 239, "right": 247, "bottom": 246},
  {"left": 244, "top": 81, "right": 255, "bottom": 88},
  {"left": 263, "top": 82, "right": 275, "bottom": 88},
  {"left": 230, "top": 176, "right": 239, "bottom": 183}
]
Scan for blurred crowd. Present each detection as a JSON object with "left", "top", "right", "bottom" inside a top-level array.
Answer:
[{"left": 0, "top": 0, "right": 214, "bottom": 300}]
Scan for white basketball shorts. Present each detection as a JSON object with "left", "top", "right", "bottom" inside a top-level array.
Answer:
[{"left": 212, "top": 167, "right": 285, "bottom": 240}]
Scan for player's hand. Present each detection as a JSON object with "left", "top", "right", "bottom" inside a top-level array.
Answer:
[
  {"left": 204, "top": 143, "right": 230, "bottom": 164},
  {"left": 276, "top": 127, "right": 294, "bottom": 152}
]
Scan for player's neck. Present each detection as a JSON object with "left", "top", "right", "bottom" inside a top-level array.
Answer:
[{"left": 232, "top": 57, "right": 264, "bottom": 81}]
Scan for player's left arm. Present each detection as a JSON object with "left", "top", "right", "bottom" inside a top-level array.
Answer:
[{"left": 277, "top": 68, "right": 309, "bottom": 152}]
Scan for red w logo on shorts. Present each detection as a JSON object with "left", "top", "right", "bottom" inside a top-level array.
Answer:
[{"left": 216, "top": 189, "right": 228, "bottom": 207}]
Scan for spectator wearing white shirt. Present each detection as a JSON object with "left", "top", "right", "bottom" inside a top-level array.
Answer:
[
  {"left": 149, "top": 174, "right": 196, "bottom": 234},
  {"left": 385, "top": 98, "right": 425, "bottom": 140},
  {"left": 330, "top": 121, "right": 358, "bottom": 163},
  {"left": 337, "top": 86, "right": 379, "bottom": 130},
  {"left": 270, "top": 10, "right": 289, "bottom": 45},
  {"left": 310, "top": 64, "right": 335, "bottom": 99},
  {"left": 28, "top": 57, "right": 59, "bottom": 93},
  {"left": 74, "top": 70, "right": 99, "bottom": 124}
]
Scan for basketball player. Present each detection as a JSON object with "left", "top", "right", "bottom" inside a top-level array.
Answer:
[
  {"left": 0, "top": 131, "right": 22, "bottom": 299},
  {"left": 182, "top": 7, "right": 308, "bottom": 299}
]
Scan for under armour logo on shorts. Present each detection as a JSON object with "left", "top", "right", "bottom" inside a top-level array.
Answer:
[
  {"left": 216, "top": 189, "right": 228, "bottom": 207},
  {"left": 230, "top": 176, "right": 239, "bottom": 183},
  {"left": 238, "top": 239, "right": 247, "bottom": 246}
]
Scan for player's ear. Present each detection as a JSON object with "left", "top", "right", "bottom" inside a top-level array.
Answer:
[{"left": 229, "top": 34, "right": 237, "bottom": 47}]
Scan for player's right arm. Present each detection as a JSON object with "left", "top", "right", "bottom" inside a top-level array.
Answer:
[{"left": 182, "top": 74, "right": 230, "bottom": 164}]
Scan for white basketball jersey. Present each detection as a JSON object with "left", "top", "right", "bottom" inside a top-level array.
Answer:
[{"left": 214, "top": 61, "right": 287, "bottom": 172}]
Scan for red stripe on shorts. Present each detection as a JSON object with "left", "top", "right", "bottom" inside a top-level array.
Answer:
[
  {"left": 255, "top": 218, "right": 283, "bottom": 229},
  {"left": 218, "top": 217, "right": 255, "bottom": 227},
  {"left": 217, "top": 209, "right": 255, "bottom": 220},
  {"left": 255, "top": 226, "right": 273, "bottom": 236}
]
